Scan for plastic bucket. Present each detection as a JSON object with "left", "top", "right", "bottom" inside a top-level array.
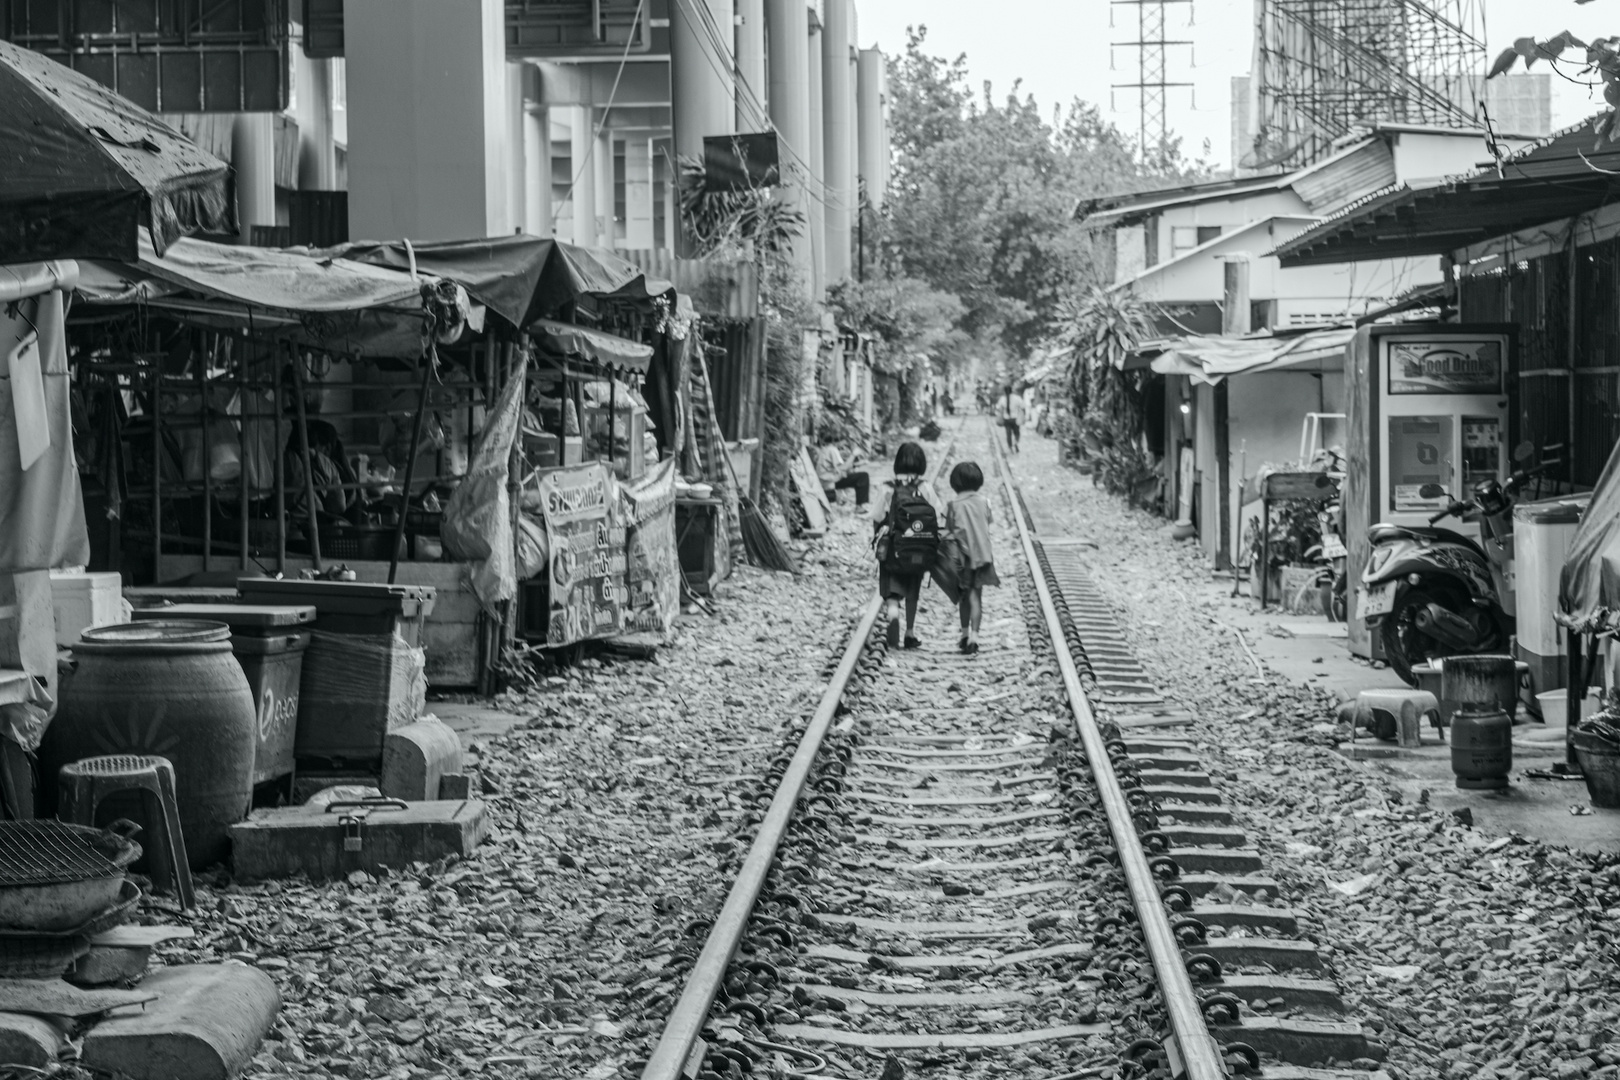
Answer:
[
  {"left": 1572, "top": 732, "right": 1620, "bottom": 809},
  {"left": 1536, "top": 689, "right": 1601, "bottom": 731}
]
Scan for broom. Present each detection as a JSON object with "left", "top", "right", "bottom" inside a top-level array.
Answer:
[{"left": 724, "top": 446, "right": 799, "bottom": 573}]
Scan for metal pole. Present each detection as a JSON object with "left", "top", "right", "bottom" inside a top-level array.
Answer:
[
  {"left": 388, "top": 352, "right": 437, "bottom": 585},
  {"left": 197, "top": 333, "right": 212, "bottom": 574},
  {"left": 240, "top": 318, "right": 252, "bottom": 570},
  {"left": 274, "top": 344, "right": 286, "bottom": 574},
  {"left": 152, "top": 354, "right": 163, "bottom": 584},
  {"left": 289, "top": 350, "right": 324, "bottom": 572},
  {"left": 998, "top": 443, "right": 1230, "bottom": 1080}
]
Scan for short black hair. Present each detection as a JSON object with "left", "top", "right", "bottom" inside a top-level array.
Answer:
[
  {"left": 950, "top": 461, "right": 984, "bottom": 493},
  {"left": 893, "top": 441, "right": 926, "bottom": 475}
]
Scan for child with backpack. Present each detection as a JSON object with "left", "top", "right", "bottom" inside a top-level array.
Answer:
[
  {"left": 873, "top": 441, "right": 945, "bottom": 649},
  {"left": 946, "top": 461, "right": 1000, "bottom": 654}
]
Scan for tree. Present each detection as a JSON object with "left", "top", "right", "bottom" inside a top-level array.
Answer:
[{"left": 1488, "top": 28, "right": 1620, "bottom": 141}]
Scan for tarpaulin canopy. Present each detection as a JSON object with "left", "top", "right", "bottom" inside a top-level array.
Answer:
[
  {"left": 1559, "top": 437, "right": 1620, "bottom": 634},
  {"left": 0, "top": 40, "right": 233, "bottom": 262},
  {"left": 531, "top": 318, "right": 653, "bottom": 373},
  {"left": 335, "top": 236, "right": 675, "bottom": 330},
  {"left": 1148, "top": 327, "right": 1353, "bottom": 385},
  {"left": 75, "top": 233, "right": 428, "bottom": 312}
]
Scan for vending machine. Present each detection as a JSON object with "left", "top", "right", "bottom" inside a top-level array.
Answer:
[{"left": 1343, "top": 324, "right": 1515, "bottom": 659}]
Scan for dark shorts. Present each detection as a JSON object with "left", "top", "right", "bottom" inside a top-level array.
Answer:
[
  {"left": 1004, "top": 419, "right": 1021, "bottom": 438},
  {"left": 961, "top": 563, "right": 1002, "bottom": 590},
  {"left": 880, "top": 567, "right": 924, "bottom": 600}
]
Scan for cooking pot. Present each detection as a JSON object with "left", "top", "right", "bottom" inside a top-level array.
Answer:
[{"left": 0, "top": 820, "right": 142, "bottom": 933}]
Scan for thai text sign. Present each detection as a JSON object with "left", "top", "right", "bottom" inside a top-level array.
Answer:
[
  {"left": 538, "top": 463, "right": 625, "bottom": 646},
  {"left": 622, "top": 458, "right": 680, "bottom": 635}
]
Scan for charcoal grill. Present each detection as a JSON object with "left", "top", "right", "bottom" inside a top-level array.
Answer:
[{"left": 0, "top": 821, "right": 140, "bottom": 933}]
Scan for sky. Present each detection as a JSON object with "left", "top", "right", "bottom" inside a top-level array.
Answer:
[{"left": 856, "top": 0, "right": 1620, "bottom": 169}]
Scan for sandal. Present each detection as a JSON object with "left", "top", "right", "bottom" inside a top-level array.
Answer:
[
  {"left": 963, "top": 640, "right": 980, "bottom": 655},
  {"left": 903, "top": 634, "right": 922, "bottom": 650}
]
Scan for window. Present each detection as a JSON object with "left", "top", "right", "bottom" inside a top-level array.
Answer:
[
  {"left": 1171, "top": 224, "right": 1223, "bottom": 257},
  {"left": 653, "top": 151, "right": 668, "bottom": 249}
]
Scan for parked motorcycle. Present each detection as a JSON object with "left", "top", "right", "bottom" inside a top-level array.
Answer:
[
  {"left": 1304, "top": 450, "right": 1348, "bottom": 622},
  {"left": 1359, "top": 446, "right": 1556, "bottom": 686}
]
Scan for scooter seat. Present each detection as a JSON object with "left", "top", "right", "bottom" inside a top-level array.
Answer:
[{"left": 1367, "top": 522, "right": 1488, "bottom": 560}]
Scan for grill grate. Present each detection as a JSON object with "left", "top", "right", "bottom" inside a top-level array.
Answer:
[{"left": 0, "top": 822, "right": 122, "bottom": 888}]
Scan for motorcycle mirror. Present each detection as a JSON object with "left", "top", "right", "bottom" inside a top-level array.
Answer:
[
  {"left": 1513, "top": 440, "right": 1535, "bottom": 463},
  {"left": 1418, "top": 483, "right": 1447, "bottom": 498}
]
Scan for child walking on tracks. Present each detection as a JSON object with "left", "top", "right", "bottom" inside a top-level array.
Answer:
[
  {"left": 946, "top": 461, "right": 1000, "bottom": 654},
  {"left": 873, "top": 441, "right": 945, "bottom": 649}
]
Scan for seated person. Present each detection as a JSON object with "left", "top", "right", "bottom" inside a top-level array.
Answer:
[{"left": 815, "top": 433, "right": 870, "bottom": 507}]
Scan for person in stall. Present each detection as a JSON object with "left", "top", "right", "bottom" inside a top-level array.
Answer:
[
  {"left": 284, "top": 419, "right": 357, "bottom": 522},
  {"left": 815, "top": 427, "right": 871, "bottom": 508}
]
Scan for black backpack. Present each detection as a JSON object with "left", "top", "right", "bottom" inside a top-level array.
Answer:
[{"left": 885, "top": 481, "right": 941, "bottom": 574}]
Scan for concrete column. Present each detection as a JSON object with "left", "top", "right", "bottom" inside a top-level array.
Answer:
[
  {"left": 735, "top": 0, "right": 766, "bottom": 131},
  {"left": 821, "top": 0, "right": 854, "bottom": 284},
  {"left": 857, "top": 48, "right": 886, "bottom": 213},
  {"left": 570, "top": 105, "right": 598, "bottom": 246},
  {"left": 806, "top": 13, "right": 826, "bottom": 298},
  {"left": 507, "top": 62, "right": 527, "bottom": 235},
  {"left": 671, "top": 0, "right": 736, "bottom": 254},
  {"left": 343, "top": 0, "right": 507, "bottom": 240},
  {"left": 625, "top": 137, "right": 654, "bottom": 249},
  {"left": 766, "top": 0, "right": 813, "bottom": 298},
  {"left": 294, "top": 55, "right": 337, "bottom": 190},
  {"left": 596, "top": 126, "right": 615, "bottom": 246},
  {"left": 232, "top": 114, "right": 276, "bottom": 244},
  {"left": 525, "top": 106, "right": 552, "bottom": 238}
]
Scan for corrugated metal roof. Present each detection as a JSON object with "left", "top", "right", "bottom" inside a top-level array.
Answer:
[
  {"left": 1291, "top": 139, "right": 1396, "bottom": 215},
  {"left": 619, "top": 248, "right": 759, "bottom": 318}
]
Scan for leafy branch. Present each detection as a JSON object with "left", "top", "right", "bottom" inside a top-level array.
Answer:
[{"left": 1488, "top": 28, "right": 1620, "bottom": 141}]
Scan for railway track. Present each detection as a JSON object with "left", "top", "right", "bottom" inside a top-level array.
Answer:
[{"left": 636, "top": 417, "right": 1384, "bottom": 1080}]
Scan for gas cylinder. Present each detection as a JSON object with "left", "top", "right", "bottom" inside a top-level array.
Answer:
[{"left": 1450, "top": 703, "right": 1513, "bottom": 789}]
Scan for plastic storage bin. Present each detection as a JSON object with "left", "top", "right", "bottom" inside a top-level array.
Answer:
[
  {"left": 48, "top": 571, "right": 125, "bottom": 646},
  {"left": 1514, "top": 494, "right": 1590, "bottom": 694},
  {"left": 235, "top": 578, "right": 435, "bottom": 644},
  {"left": 131, "top": 603, "right": 316, "bottom": 785}
]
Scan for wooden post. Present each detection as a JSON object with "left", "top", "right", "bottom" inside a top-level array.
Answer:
[
  {"left": 239, "top": 319, "right": 252, "bottom": 570},
  {"left": 151, "top": 356, "right": 163, "bottom": 584},
  {"left": 274, "top": 345, "right": 286, "bottom": 574},
  {"left": 289, "top": 351, "right": 324, "bottom": 572}
]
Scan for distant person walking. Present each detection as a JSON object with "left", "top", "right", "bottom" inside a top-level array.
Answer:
[
  {"left": 946, "top": 461, "right": 1000, "bottom": 654},
  {"left": 872, "top": 441, "right": 945, "bottom": 650},
  {"left": 997, "top": 385, "right": 1026, "bottom": 454}
]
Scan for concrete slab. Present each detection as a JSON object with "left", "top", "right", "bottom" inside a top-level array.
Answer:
[
  {"left": 83, "top": 964, "right": 280, "bottom": 1080},
  {"left": 0, "top": 1012, "right": 67, "bottom": 1069},
  {"left": 430, "top": 701, "right": 528, "bottom": 763},
  {"left": 1202, "top": 569, "right": 1620, "bottom": 854}
]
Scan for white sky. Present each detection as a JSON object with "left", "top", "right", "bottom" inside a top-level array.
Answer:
[{"left": 857, "top": 0, "right": 1617, "bottom": 169}]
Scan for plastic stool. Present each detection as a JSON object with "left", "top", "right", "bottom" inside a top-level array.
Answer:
[
  {"left": 1356, "top": 689, "right": 1442, "bottom": 747},
  {"left": 58, "top": 755, "right": 196, "bottom": 910}
]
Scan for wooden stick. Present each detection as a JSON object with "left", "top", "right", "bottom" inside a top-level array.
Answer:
[{"left": 289, "top": 350, "right": 324, "bottom": 572}]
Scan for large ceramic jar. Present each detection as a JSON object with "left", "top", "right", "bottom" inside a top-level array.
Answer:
[{"left": 42, "top": 620, "right": 256, "bottom": 869}]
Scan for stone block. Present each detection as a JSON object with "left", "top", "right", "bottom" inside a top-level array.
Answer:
[
  {"left": 0, "top": 1011, "right": 68, "bottom": 1069},
  {"left": 379, "top": 718, "right": 462, "bottom": 802},
  {"left": 82, "top": 964, "right": 280, "bottom": 1080},
  {"left": 437, "top": 772, "right": 472, "bottom": 799},
  {"left": 69, "top": 944, "right": 152, "bottom": 986},
  {"left": 229, "top": 799, "right": 489, "bottom": 882}
]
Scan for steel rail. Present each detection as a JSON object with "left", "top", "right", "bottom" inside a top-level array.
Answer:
[
  {"left": 640, "top": 432, "right": 959, "bottom": 1080},
  {"left": 995, "top": 437, "right": 1230, "bottom": 1080}
]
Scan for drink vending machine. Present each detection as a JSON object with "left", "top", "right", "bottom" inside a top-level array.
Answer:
[{"left": 1343, "top": 324, "right": 1514, "bottom": 660}]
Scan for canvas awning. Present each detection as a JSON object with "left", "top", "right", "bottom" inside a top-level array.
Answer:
[
  {"left": 531, "top": 318, "right": 653, "bottom": 373},
  {"left": 74, "top": 233, "right": 428, "bottom": 312},
  {"left": 1560, "top": 437, "right": 1620, "bottom": 635},
  {"left": 336, "top": 236, "right": 676, "bottom": 330},
  {"left": 1148, "top": 327, "right": 1353, "bottom": 384}
]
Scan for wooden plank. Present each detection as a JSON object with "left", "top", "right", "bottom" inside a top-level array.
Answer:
[
  {"left": 806, "top": 941, "right": 1093, "bottom": 972},
  {"left": 773, "top": 1022, "right": 1107, "bottom": 1049},
  {"left": 855, "top": 828, "right": 1067, "bottom": 851},
  {"left": 860, "top": 808, "right": 1062, "bottom": 829}
]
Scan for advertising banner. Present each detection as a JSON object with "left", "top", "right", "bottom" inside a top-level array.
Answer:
[
  {"left": 622, "top": 458, "right": 680, "bottom": 635},
  {"left": 1387, "top": 340, "right": 1503, "bottom": 396},
  {"left": 538, "top": 463, "right": 626, "bottom": 646}
]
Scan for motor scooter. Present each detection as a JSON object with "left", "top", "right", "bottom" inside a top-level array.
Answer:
[{"left": 1359, "top": 447, "right": 1555, "bottom": 686}]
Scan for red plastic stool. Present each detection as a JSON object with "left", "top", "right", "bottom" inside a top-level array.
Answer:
[{"left": 58, "top": 755, "right": 196, "bottom": 910}]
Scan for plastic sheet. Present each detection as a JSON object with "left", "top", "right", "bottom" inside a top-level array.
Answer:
[
  {"left": 1559, "top": 437, "right": 1620, "bottom": 633},
  {"left": 442, "top": 353, "right": 527, "bottom": 613}
]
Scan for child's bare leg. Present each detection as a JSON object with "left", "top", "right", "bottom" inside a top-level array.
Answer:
[
  {"left": 903, "top": 579, "right": 922, "bottom": 635},
  {"left": 967, "top": 587, "right": 983, "bottom": 639}
]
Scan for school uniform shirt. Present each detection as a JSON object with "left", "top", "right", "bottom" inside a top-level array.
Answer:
[
  {"left": 870, "top": 473, "right": 946, "bottom": 526},
  {"left": 948, "top": 491, "right": 996, "bottom": 569},
  {"left": 998, "top": 394, "right": 1028, "bottom": 425}
]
